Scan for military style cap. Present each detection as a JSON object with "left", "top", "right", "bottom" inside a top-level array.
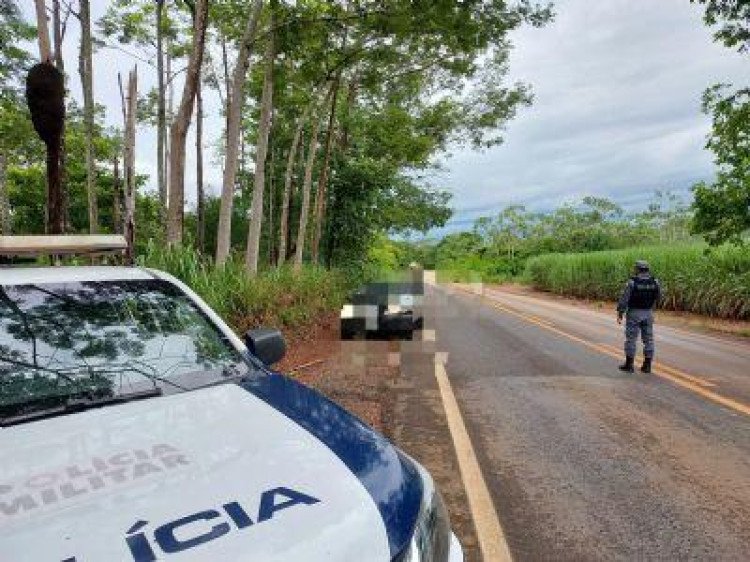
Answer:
[{"left": 635, "top": 260, "right": 650, "bottom": 271}]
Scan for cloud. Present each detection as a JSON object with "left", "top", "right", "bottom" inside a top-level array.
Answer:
[{"left": 433, "top": 0, "right": 748, "bottom": 234}]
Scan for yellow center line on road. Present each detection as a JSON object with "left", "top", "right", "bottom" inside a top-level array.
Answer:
[
  {"left": 452, "top": 286, "right": 750, "bottom": 418},
  {"left": 594, "top": 343, "right": 717, "bottom": 388},
  {"left": 434, "top": 358, "right": 513, "bottom": 562}
]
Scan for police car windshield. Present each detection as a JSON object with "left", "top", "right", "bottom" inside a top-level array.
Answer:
[{"left": 0, "top": 279, "right": 248, "bottom": 421}]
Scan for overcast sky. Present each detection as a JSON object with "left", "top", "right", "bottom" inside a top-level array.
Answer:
[
  {"left": 433, "top": 0, "right": 748, "bottom": 233},
  {"left": 21, "top": 1, "right": 749, "bottom": 236}
]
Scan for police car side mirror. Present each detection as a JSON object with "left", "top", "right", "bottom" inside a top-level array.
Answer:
[{"left": 244, "top": 328, "right": 286, "bottom": 366}]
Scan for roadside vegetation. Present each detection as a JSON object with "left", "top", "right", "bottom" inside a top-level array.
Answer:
[
  {"left": 388, "top": 192, "right": 750, "bottom": 321},
  {"left": 139, "top": 243, "right": 356, "bottom": 334},
  {"left": 421, "top": 192, "right": 693, "bottom": 283},
  {"left": 525, "top": 244, "right": 750, "bottom": 320}
]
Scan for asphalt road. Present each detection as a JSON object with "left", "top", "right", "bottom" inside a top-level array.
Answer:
[{"left": 429, "top": 284, "right": 750, "bottom": 561}]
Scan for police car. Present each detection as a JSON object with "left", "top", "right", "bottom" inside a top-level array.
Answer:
[{"left": 0, "top": 236, "right": 463, "bottom": 562}]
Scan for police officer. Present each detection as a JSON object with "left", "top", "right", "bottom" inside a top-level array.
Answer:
[{"left": 617, "top": 260, "right": 661, "bottom": 373}]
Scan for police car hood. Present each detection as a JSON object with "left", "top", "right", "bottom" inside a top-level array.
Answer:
[{"left": 0, "top": 377, "right": 422, "bottom": 561}]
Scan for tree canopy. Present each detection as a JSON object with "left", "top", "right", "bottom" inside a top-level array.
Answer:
[
  {"left": 690, "top": 0, "right": 749, "bottom": 244},
  {"left": 0, "top": 0, "right": 555, "bottom": 270}
]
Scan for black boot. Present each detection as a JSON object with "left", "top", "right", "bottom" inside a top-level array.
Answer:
[
  {"left": 618, "top": 356, "right": 635, "bottom": 373},
  {"left": 641, "top": 357, "right": 652, "bottom": 373}
]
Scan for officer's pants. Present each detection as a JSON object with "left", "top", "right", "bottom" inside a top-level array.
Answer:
[{"left": 624, "top": 309, "right": 654, "bottom": 359}]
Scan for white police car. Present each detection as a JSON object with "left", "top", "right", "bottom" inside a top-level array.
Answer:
[{"left": 0, "top": 236, "right": 463, "bottom": 562}]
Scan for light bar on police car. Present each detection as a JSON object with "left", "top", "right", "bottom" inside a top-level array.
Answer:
[{"left": 0, "top": 235, "right": 127, "bottom": 256}]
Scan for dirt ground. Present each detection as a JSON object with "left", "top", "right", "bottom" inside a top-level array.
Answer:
[
  {"left": 489, "top": 282, "right": 750, "bottom": 338},
  {"left": 276, "top": 312, "right": 392, "bottom": 431},
  {"left": 276, "top": 317, "right": 481, "bottom": 561}
]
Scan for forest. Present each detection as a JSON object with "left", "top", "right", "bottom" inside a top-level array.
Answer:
[{"left": 0, "top": 0, "right": 554, "bottom": 268}]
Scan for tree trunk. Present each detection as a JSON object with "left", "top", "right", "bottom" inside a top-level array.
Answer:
[
  {"left": 32, "top": 0, "right": 63, "bottom": 234},
  {"left": 0, "top": 153, "right": 9, "bottom": 234},
  {"left": 221, "top": 34, "right": 230, "bottom": 111},
  {"left": 112, "top": 155, "right": 122, "bottom": 234},
  {"left": 289, "top": 128, "right": 306, "bottom": 261},
  {"left": 267, "top": 147, "right": 275, "bottom": 265},
  {"left": 123, "top": 69, "right": 137, "bottom": 264},
  {"left": 311, "top": 77, "right": 341, "bottom": 264},
  {"left": 165, "top": 38, "right": 173, "bottom": 207},
  {"left": 45, "top": 139, "right": 63, "bottom": 235},
  {"left": 78, "top": 0, "right": 98, "bottom": 234},
  {"left": 278, "top": 104, "right": 311, "bottom": 266},
  {"left": 215, "top": 0, "right": 264, "bottom": 265},
  {"left": 196, "top": 81, "right": 206, "bottom": 252},
  {"left": 156, "top": 0, "right": 167, "bottom": 212},
  {"left": 166, "top": 0, "right": 209, "bottom": 246},
  {"left": 52, "top": 0, "right": 69, "bottom": 233},
  {"left": 339, "top": 75, "right": 359, "bottom": 153},
  {"left": 33, "top": 0, "right": 52, "bottom": 63},
  {"left": 244, "top": 19, "right": 275, "bottom": 274},
  {"left": 293, "top": 110, "right": 324, "bottom": 271}
]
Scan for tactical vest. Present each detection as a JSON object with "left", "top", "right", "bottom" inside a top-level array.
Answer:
[{"left": 628, "top": 276, "right": 659, "bottom": 309}]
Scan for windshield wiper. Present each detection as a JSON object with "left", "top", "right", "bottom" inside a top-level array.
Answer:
[
  {"left": 0, "top": 387, "right": 162, "bottom": 427},
  {"left": 188, "top": 362, "right": 253, "bottom": 391}
]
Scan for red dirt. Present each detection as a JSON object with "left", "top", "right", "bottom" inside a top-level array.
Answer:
[{"left": 276, "top": 313, "right": 397, "bottom": 432}]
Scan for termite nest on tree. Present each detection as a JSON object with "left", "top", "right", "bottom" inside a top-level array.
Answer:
[{"left": 25, "top": 62, "right": 65, "bottom": 147}]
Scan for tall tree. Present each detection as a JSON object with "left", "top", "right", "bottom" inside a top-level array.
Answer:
[
  {"left": 156, "top": 0, "right": 167, "bottom": 211},
  {"left": 245, "top": 9, "right": 276, "bottom": 273},
  {"left": 215, "top": 0, "right": 264, "bottom": 265},
  {"left": 690, "top": 0, "right": 749, "bottom": 244},
  {"left": 195, "top": 79, "right": 205, "bottom": 251},
  {"left": 278, "top": 102, "right": 312, "bottom": 266},
  {"left": 311, "top": 75, "right": 340, "bottom": 263},
  {"left": 28, "top": 0, "right": 65, "bottom": 234},
  {"left": 294, "top": 101, "right": 325, "bottom": 270},
  {"left": 0, "top": 152, "right": 7, "bottom": 233},
  {"left": 98, "top": 0, "right": 186, "bottom": 217},
  {"left": 52, "top": 0, "right": 71, "bottom": 232},
  {"left": 692, "top": 86, "right": 750, "bottom": 244},
  {"left": 1, "top": 0, "right": 34, "bottom": 90},
  {"left": 32, "top": 0, "right": 51, "bottom": 63},
  {"left": 166, "top": 0, "right": 209, "bottom": 245},
  {"left": 77, "top": 0, "right": 98, "bottom": 233},
  {"left": 112, "top": 153, "right": 121, "bottom": 234},
  {"left": 119, "top": 68, "right": 137, "bottom": 263},
  {"left": 1, "top": 0, "right": 34, "bottom": 235}
]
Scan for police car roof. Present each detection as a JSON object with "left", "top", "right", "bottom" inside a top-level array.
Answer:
[{"left": 0, "top": 266, "right": 155, "bottom": 286}]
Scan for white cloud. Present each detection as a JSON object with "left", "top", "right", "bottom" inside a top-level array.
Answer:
[{"left": 434, "top": 0, "right": 749, "bottom": 234}]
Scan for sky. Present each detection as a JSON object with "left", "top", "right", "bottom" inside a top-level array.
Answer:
[
  {"left": 20, "top": 0, "right": 750, "bottom": 237},
  {"left": 431, "top": 0, "right": 748, "bottom": 234}
]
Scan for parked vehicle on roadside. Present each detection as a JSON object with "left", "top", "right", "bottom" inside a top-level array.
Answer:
[
  {"left": 0, "top": 236, "right": 462, "bottom": 562},
  {"left": 340, "top": 282, "right": 424, "bottom": 341}
]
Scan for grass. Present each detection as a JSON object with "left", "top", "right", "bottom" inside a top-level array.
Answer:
[
  {"left": 523, "top": 243, "right": 750, "bottom": 320},
  {"left": 436, "top": 255, "right": 517, "bottom": 284},
  {"left": 138, "top": 243, "right": 357, "bottom": 334}
]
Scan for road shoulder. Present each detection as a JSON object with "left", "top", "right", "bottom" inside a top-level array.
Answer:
[
  {"left": 280, "top": 323, "right": 482, "bottom": 561},
  {"left": 486, "top": 282, "right": 750, "bottom": 339}
]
